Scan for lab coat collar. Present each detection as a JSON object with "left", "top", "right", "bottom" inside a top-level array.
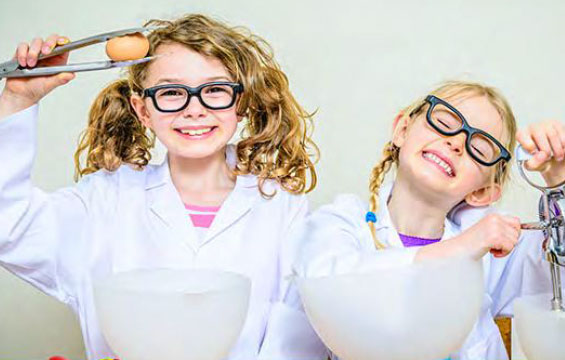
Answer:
[
  {"left": 146, "top": 145, "right": 260, "bottom": 251},
  {"left": 202, "top": 174, "right": 259, "bottom": 245},
  {"left": 373, "top": 183, "right": 461, "bottom": 247}
]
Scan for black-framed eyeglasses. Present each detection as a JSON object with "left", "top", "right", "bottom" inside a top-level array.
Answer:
[
  {"left": 142, "top": 82, "right": 244, "bottom": 112},
  {"left": 416, "top": 95, "right": 511, "bottom": 167}
]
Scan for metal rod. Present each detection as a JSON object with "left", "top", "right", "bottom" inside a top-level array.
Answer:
[
  {"left": 549, "top": 261, "right": 564, "bottom": 311},
  {"left": 521, "top": 221, "right": 547, "bottom": 230}
]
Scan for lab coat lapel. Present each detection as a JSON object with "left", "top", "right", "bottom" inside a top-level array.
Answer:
[
  {"left": 146, "top": 159, "right": 200, "bottom": 252},
  {"left": 201, "top": 174, "right": 259, "bottom": 246}
]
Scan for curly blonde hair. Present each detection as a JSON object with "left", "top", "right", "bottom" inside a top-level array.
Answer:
[
  {"left": 74, "top": 14, "right": 318, "bottom": 196},
  {"left": 367, "top": 80, "right": 517, "bottom": 249}
]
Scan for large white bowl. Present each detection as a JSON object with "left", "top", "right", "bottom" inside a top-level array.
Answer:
[
  {"left": 297, "top": 256, "right": 483, "bottom": 360},
  {"left": 94, "top": 269, "right": 251, "bottom": 360},
  {"left": 514, "top": 293, "right": 565, "bottom": 360}
]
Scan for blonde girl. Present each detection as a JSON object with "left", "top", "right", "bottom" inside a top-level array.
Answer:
[
  {"left": 294, "top": 80, "right": 565, "bottom": 360},
  {"left": 0, "top": 14, "right": 326, "bottom": 360}
]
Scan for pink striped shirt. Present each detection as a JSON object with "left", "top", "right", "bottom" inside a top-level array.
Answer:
[{"left": 185, "top": 203, "right": 221, "bottom": 228}]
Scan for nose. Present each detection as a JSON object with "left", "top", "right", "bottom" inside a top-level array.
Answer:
[
  {"left": 445, "top": 132, "right": 466, "bottom": 155},
  {"left": 182, "top": 95, "right": 207, "bottom": 118}
]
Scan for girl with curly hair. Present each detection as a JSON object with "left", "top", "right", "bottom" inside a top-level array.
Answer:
[{"left": 0, "top": 14, "right": 324, "bottom": 360}]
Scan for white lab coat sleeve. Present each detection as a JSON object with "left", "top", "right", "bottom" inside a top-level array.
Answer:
[
  {"left": 293, "top": 196, "right": 419, "bottom": 278},
  {"left": 483, "top": 335, "right": 509, "bottom": 360},
  {"left": 456, "top": 328, "right": 508, "bottom": 360},
  {"left": 488, "top": 229, "right": 557, "bottom": 317},
  {"left": 258, "top": 194, "right": 329, "bottom": 360},
  {"left": 0, "top": 104, "right": 90, "bottom": 303}
]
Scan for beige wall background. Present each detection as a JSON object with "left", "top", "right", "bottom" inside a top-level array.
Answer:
[{"left": 1, "top": 0, "right": 563, "bottom": 358}]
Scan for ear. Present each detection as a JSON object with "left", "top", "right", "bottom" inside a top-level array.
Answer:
[
  {"left": 392, "top": 111, "right": 409, "bottom": 147},
  {"left": 235, "top": 96, "right": 246, "bottom": 122},
  {"left": 464, "top": 183, "right": 503, "bottom": 207},
  {"left": 130, "top": 94, "right": 153, "bottom": 129}
]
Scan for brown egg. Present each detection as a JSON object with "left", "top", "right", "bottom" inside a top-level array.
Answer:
[{"left": 105, "top": 32, "right": 150, "bottom": 61}]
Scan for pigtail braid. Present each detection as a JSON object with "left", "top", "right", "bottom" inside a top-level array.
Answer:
[{"left": 367, "top": 141, "right": 399, "bottom": 249}]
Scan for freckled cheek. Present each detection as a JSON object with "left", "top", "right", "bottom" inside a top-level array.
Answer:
[
  {"left": 405, "top": 122, "right": 438, "bottom": 145},
  {"left": 215, "top": 114, "right": 239, "bottom": 132},
  {"left": 400, "top": 133, "right": 433, "bottom": 157},
  {"left": 152, "top": 122, "right": 174, "bottom": 135},
  {"left": 148, "top": 112, "right": 176, "bottom": 127},
  {"left": 465, "top": 160, "right": 491, "bottom": 184},
  {"left": 396, "top": 149, "right": 414, "bottom": 172}
]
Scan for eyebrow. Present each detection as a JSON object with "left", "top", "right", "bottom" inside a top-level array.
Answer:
[{"left": 154, "top": 76, "right": 233, "bottom": 85}]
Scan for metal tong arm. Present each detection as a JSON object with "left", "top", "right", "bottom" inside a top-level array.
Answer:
[
  {"left": 516, "top": 144, "right": 564, "bottom": 231},
  {"left": 515, "top": 145, "right": 565, "bottom": 190},
  {"left": 0, "top": 27, "right": 155, "bottom": 75},
  {"left": 0, "top": 56, "right": 158, "bottom": 78}
]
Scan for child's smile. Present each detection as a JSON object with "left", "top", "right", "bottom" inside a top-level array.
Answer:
[
  {"left": 422, "top": 150, "right": 456, "bottom": 177},
  {"left": 174, "top": 125, "right": 219, "bottom": 139}
]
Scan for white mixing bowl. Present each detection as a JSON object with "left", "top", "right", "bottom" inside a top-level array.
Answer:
[
  {"left": 515, "top": 293, "right": 565, "bottom": 360},
  {"left": 297, "top": 256, "right": 483, "bottom": 360},
  {"left": 94, "top": 269, "right": 251, "bottom": 360}
]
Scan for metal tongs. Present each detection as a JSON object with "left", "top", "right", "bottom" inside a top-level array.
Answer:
[
  {"left": 516, "top": 145, "right": 565, "bottom": 311},
  {"left": 0, "top": 27, "right": 158, "bottom": 79}
]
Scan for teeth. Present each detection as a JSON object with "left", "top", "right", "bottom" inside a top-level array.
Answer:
[
  {"left": 424, "top": 152, "right": 454, "bottom": 176},
  {"left": 179, "top": 127, "right": 213, "bottom": 136}
]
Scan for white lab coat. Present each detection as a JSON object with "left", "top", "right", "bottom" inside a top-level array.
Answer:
[
  {"left": 293, "top": 184, "right": 554, "bottom": 360},
  {"left": 0, "top": 105, "right": 326, "bottom": 360}
]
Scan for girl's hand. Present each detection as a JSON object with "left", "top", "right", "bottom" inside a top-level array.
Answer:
[
  {"left": 415, "top": 214, "right": 521, "bottom": 262},
  {"left": 453, "top": 214, "right": 521, "bottom": 259},
  {"left": 517, "top": 120, "right": 565, "bottom": 187},
  {"left": 0, "top": 34, "right": 75, "bottom": 118}
]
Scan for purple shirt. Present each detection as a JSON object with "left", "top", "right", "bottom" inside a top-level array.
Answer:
[{"left": 398, "top": 233, "right": 441, "bottom": 247}]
